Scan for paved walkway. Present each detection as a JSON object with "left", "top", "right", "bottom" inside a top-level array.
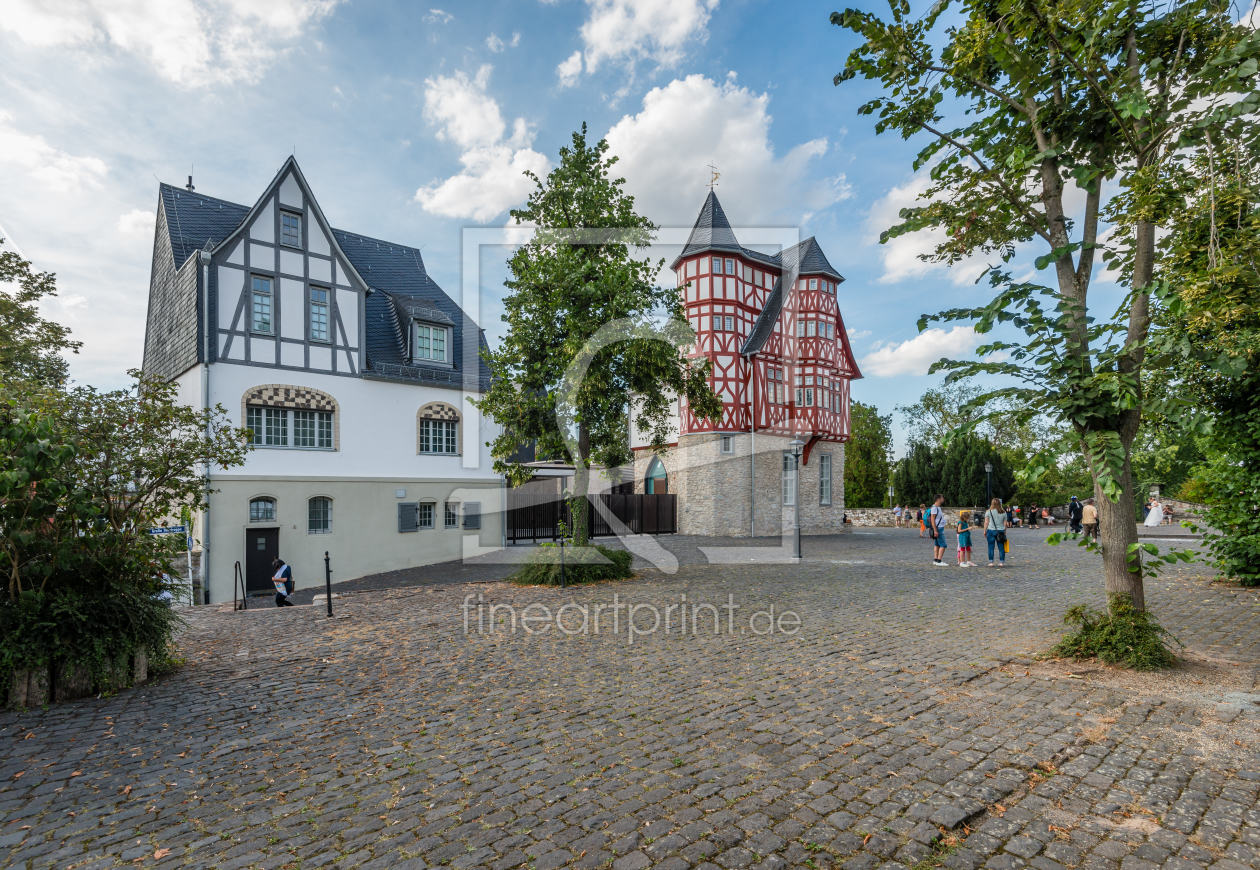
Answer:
[{"left": 2, "top": 529, "right": 1257, "bottom": 870}]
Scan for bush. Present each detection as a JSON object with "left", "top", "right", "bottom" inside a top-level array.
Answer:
[
  {"left": 1050, "top": 594, "right": 1182, "bottom": 670},
  {"left": 509, "top": 543, "right": 634, "bottom": 586},
  {"left": 0, "top": 585, "right": 182, "bottom": 697}
]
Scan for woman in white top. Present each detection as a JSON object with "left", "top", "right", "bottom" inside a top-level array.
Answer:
[
  {"left": 1144, "top": 498, "right": 1164, "bottom": 528},
  {"left": 983, "top": 498, "right": 1007, "bottom": 567}
]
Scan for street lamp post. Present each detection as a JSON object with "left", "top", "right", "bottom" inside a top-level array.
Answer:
[
  {"left": 888, "top": 483, "right": 894, "bottom": 510},
  {"left": 789, "top": 438, "right": 805, "bottom": 563},
  {"left": 984, "top": 461, "right": 994, "bottom": 509}
]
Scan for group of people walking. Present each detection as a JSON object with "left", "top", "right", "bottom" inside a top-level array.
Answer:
[{"left": 893, "top": 494, "right": 1103, "bottom": 568}]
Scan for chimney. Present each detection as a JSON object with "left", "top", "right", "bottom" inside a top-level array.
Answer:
[{"left": 186, "top": 175, "right": 195, "bottom": 192}]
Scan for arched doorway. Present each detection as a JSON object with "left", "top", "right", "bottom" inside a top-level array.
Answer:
[{"left": 645, "top": 457, "right": 668, "bottom": 494}]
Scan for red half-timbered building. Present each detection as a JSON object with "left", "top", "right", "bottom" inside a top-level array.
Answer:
[
  {"left": 675, "top": 192, "right": 862, "bottom": 455},
  {"left": 633, "top": 192, "right": 864, "bottom": 537}
]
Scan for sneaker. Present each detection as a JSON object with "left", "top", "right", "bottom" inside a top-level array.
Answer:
[{"left": 933, "top": 561, "right": 950, "bottom": 568}]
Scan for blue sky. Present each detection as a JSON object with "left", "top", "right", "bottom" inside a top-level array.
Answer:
[{"left": 0, "top": 0, "right": 1126, "bottom": 450}]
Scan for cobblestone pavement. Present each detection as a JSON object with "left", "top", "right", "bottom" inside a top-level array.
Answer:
[{"left": 2, "top": 530, "right": 1258, "bottom": 870}]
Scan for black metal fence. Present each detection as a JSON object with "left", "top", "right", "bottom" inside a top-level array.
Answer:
[{"left": 507, "top": 493, "right": 677, "bottom": 543}]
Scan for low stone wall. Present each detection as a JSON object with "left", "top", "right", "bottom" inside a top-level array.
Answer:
[
  {"left": 846, "top": 507, "right": 983, "bottom": 528},
  {"left": 6, "top": 649, "right": 149, "bottom": 709}
]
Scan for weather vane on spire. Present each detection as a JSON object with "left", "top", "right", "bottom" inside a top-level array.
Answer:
[{"left": 707, "top": 164, "right": 720, "bottom": 190}]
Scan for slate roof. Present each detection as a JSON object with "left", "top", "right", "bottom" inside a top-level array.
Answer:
[
  {"left": 673, "top": 191, "right": 743, "bottom": 265},
  {"left": 335, "top": 229, "right": 490, "bottom": 389},
  {"left": 670, "top": 192, "right": 846, "bottom": 282},
  {"left": 159, "top": 184, "right": 250, "bottom": 266},
  {"left": 158, "top": 181, "right": 489, "bottom": 388}
]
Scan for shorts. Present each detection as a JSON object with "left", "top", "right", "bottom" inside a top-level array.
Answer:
[{"left": 934, "top": 531, "right": 946, "bottom": 547}]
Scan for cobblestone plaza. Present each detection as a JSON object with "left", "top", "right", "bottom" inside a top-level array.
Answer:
[{"left": 2, "top": 528, "right": 1257, "bottom": 870}]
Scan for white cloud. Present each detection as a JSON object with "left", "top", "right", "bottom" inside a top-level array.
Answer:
[
  {"left": 847, "top": 328, "right": 872, "bottom": 340},
  {"left": 0, "top": 111, "right": 107, "bottom": 192},
  {"left": 117, "top": 209, "right": 155, "bottom": 236},
  {"left": 424, "top": 8, "right": 453, "bottom": 24},
  {"left": 604, "top": 74, "right": 851, "bottom": 228},
  {"left": 486, "top": 32, "right": 520, "bottom": 52},
  {"left": 557, "top": 50, "right": 583, "bottom": 88},
  {"left": 858, "top": 326, "right": 980, "bottom": 377},
  {"left": 0, "top": 0, "right": 337, "bottom": 86},
  {"left": 560, "top": 0, "right": 718, "bottom": 86},
  {"left": 866, "top": 170, "right": 990, "bottom": 287},
  {"left": 414, "top": 66, "right": 550, "bottom": 222}
]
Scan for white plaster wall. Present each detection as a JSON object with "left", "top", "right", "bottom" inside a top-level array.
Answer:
[
  {"left": 250, "top": 200, "right": 275, "bottom": 243},
  {"left": 206, "top": 363, "right": 502, "bottom": 481},
  {"left": 278, "top": 173, "right": 303, "bottom": 209},
  {"left": 280, "top": 278, "right": 305, "bottom": 339},
  {"left": 218, "top": 267, "right": 244, "bottom": 330}
]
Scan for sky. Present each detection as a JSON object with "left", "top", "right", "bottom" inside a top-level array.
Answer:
[{"left": 0, "top": 0, "right": 1130, "bottom": 451}]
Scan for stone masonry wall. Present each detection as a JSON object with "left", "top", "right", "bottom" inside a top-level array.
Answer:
[{"left": 634, "top": 433, "right": 846, "bottom": 537}]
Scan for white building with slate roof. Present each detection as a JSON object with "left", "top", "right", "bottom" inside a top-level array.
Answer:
[{"left": 142, "top": 157, "right": 503, "bottom": 602}]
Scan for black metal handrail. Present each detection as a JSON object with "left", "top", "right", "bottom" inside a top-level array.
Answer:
[{"left": 234, "top": 561, "right": 247, "bottom": 611}]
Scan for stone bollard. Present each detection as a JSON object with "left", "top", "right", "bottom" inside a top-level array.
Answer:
[
  {"left": 6, "top": 667, "right": 51, "bottom": 709},
  {"left": 133, "top": 647, "right": 149, "bottom": 685}
]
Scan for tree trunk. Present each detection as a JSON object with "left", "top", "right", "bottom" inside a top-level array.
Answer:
[
  {"left": 570, "top": 421, "right": 591, "bottom": 547},
  {"left": 1094, "top": 422, "right": 1144, "bottom": 612}
]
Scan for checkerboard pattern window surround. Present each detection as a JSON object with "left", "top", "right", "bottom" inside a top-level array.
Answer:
[
  {"left": 281, "top": 212, "right": 302, "bottom": 248},
  {"left": 247, "top": 406, "right": 333, "bottom": 449},
  {"left": 418, "top": 419, "right": 458, "bottom": 454}
]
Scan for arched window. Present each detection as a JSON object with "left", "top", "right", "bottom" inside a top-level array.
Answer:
[
  {"left": 308, "top": 497, "right": 332, "bottom": 534},
  {"left": 645, "top": 457, "right": 668, "bottom": 495},
  {"left": 249, "top": 497, "right": 276, "bottom": 522},
  {"left": 242, "top": 385, "right": 340, "bottom": 450},
  {"left": 417, "top": 402, "right": 461, "bottom": 454}
]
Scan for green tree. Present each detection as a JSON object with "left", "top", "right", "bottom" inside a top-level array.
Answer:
[
  {"left": 474, "top": 127, "right": 722, "bottom": 545},
  {"left": 833, "top": 0, "right": 1260, "bottom": 610},
  {"left": 844, "top": 400, "right": 895, "bottom": 507},
  {"left": 0, "top": 239, "right": 80, "bottom": 388},
  {"left": 1154, "top": 134, "right": 1260, "bottom": 583},
  {"left": 0, "top": 372, "right": 251, "bottom": 686}
]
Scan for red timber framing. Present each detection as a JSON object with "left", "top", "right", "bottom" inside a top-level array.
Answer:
[{"left": 668, "top": 192, "right": 863, "bottom": 460}]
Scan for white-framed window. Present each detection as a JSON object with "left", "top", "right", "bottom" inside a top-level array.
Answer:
[
  {"left": 711, "top": 315, "right": 721, "bottom": 331},
  {"left": 783, "top": 452, "right": 797, "bottom": 506},
  {"left": 806, "top": 321, "right": 816, "bottom": 337},
  {"left": 251, "top": 276, "right": 273, "bottom": 334},
  {"left": 725, "top": 315, "right": 734, "bottom": 331},
  {"left": 809, "top": 278, "right": 818, "bottom": 290},
  {"left": 310, "top": 286, "right": 330, "bottom": 342},
  {"left": 418, "top": 419, "right": 458, "bottom": 454},
  {"left": 820, "top": 453, "right": 832, "bottom": 505},
  {"left": 418, "top": 502, "right": 434, "bottom": 530},
  {"left": 796, "top": 319, "right": 806, "bottom": 337},
  {"left": 281, "top": 212, "right": 302, "bottom": 248},
  {"left": 725, "top": 258, "right": 735, "bottom": 274},
  {"left": 415, "top": 324, "right": 447, "bottom": 362},
  {"left": 308, "top": 497, "right": 331, "bottom": 534},
  {"left": 249, "top": 497, "right": 275, "bottom": 522},
  {"left": 720, "top": 435, "right": 734, "bottom": 454},
  {"left": 445, "top": 501, "right": 459, "bottom": 528},
  {"left": 712, "top": 256, "right": 723, "bottom": 274},
  {"left": 247, "top": 406, "right": 333, "bottom": 449}
]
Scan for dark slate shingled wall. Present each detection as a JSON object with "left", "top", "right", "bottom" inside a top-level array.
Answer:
[
  {"left": 141, "top": 201, "right": 202, "bottom": 381},
  {"left": 143, "top": 185, "right": 252, "bottom": 380}
]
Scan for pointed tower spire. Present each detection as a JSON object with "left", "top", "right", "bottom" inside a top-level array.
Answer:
[{"left": 671, "top": 191, "right": 742, "bottom": 268}]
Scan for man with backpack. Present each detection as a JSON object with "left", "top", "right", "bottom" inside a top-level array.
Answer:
[{"left": 272, "top": 559, "right": 295, "bottom": 607}]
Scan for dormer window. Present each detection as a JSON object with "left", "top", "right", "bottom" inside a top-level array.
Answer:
[
  {"left": 415, "top": 323, "right": 448, "bottom": 362},
  {"left": 281, "top": 212, "right": 302, "bottom": 248}
]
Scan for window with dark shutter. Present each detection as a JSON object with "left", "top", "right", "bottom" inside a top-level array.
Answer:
[
  {"left": 463, "top": 502, "right": 482, "bottom": 530},
  {"left": 398, "top": 502, "right": 419, "bottom": 532}
]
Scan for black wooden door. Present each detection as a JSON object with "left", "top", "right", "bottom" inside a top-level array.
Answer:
[{"left": 245, "top": 528, "right": 279, "bottom": 593}]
